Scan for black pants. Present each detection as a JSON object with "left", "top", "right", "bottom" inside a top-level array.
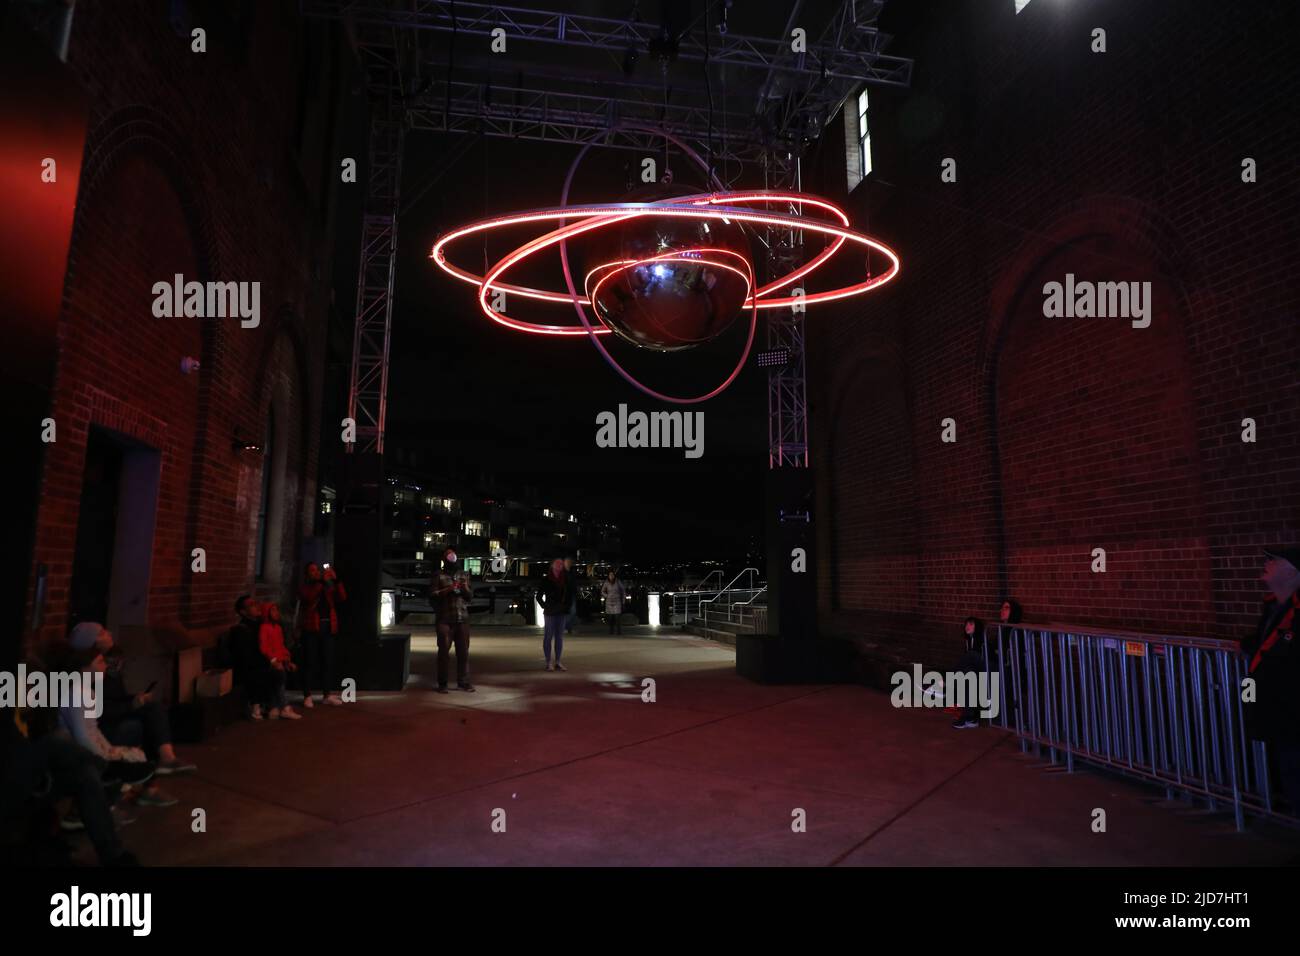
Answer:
[
  {"left": 2, "top": 735, "right": 126, "bottom": 864},
  {"left": 606, "top": 612, "right": 623, "bottom": 634},
  {"left": 437, "top": 621, "right": 470, "bottom": 687},
  {"left": 954, "top": 650, "right": 986, "bottom": 722},
  {"left": 299, "top": 628, "right": 337, "bottom": 697},
  {"left": 102, "top": 701, "right": 171, "bottom": 761},
  {"left": 236, "top": 661, "right": 275, "bottom": 708}
]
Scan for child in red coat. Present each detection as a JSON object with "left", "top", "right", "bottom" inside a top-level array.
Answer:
[{"left": 258, "top": 604, "right": 301, "bottom": 720}]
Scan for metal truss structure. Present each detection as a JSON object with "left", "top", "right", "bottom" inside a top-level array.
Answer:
[{"left": 305, "top": 0, "right": 912, "bottom": 466}]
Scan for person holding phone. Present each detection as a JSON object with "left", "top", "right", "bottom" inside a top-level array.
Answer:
[
  {"left": 297, "top": 562, "right": 347, "bottom": 707},
  {"left": 72, "top": 622, "right": 196, "bottom": 777},
  {"left": 431, "top": 547, "right": 475, "bottom": 693}
]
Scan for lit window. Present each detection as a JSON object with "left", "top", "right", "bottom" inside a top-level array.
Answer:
[
  {"left": 464, "top": 519, "right": 485, "bottom": 537},
  {"left": 857, "top": 89, "right": 872, "bottom": 178},
  {"left": 489, "top": 539, "right": 502, "bottom": 552}
]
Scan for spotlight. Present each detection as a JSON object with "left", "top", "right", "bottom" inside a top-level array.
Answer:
[{"left": 756, "top": 348, "right": 792, "bottom": 369}]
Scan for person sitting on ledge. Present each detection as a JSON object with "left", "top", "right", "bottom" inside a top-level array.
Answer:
[
  {"left": 228, "top": 594, "right": 274, "bottom": 720},
  {"left": 79, "top": 622, "right": 197, "bottom": 778},
  {"left": 52, "top": 636, "right": 178, "bottom": 810},
  {"left": 1241, "top": 546, "right": 1300, "bottom": 813}
]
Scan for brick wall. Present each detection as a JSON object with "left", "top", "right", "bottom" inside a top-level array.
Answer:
[
  {"left": 24, "top": 2, "right": 346, "bottom": 650},
  {"left": 806, "top": 0, "right": 1300, "bottom": 667}
]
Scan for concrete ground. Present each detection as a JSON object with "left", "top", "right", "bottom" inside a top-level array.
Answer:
[{"left": 86, "top": 627, "right": 1300, "bottom": 866}]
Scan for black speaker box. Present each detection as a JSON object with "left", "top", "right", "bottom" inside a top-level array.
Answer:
[
  {"left": 334, "top": 452, "right": 384, "bottom": 643},
  {"left": 764, "top": 467, "right": 817, "bottom": 640},
  {"left": 339, "top": 633, "right": 411, "bottom": 691}
]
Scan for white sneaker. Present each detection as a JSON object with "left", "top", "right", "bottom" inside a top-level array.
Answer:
[
  {"left": 302, "top": 695, "right": 315, "bottom": 709},
  {"left": 249, "top": 704, "right": 263, "bottom": 721},
  {"left": 324, "top": 694, "right": 343, "bottom": 706},
  {"left": 554, "top": 661, "right": 566, "bottom": 672}
]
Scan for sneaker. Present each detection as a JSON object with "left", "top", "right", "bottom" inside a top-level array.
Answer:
[
  {"left": 457, "top": 682, "right": 476, "bottom": 693},
  {"left": 59, "top": 813, "right": 85, "bottom": 833},
  {"left": 155, "top": 759, "right": 196, "bottom": 776},
  {"left": 249, "top": 704, "right": 264, "bottom": 721},
  {"left": 137, "top": 789, "right": 178, "bottom": 808},
  {"left": 951, "top": 717, "right": 979, "bottom": 730},
  {"left": 302, "top": 695, "right": 315, "bottom": 710},
  {"left": 267, "top": 708, "right": 281, "bottom": 720},
  {"left": 280, "top": 706, "right": 302, "bottom": 720},
  {"left": 554, "top": 661, "right": 566, "bottom": 672},
  {"left": 545, "top": 662, "right": 554, "bottom": 672},
  {"left": 324, "top": 693, "right": 343, "bottom": 706}
]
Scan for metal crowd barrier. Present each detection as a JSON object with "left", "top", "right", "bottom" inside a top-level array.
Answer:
[{"left": 978, "top": 623, "right": 1296, "bottom": 832}]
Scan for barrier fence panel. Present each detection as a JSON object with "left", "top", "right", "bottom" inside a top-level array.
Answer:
[{"left": 983, "top": 623, "right": 1295, "bottom": 832}]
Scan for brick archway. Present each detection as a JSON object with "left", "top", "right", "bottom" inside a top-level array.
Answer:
[{"left": 982, "top": 197, "right": 1210, "bottom": 633}]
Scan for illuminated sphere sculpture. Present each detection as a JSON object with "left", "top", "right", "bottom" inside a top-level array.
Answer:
[
  {"left": 585, "top": 185, "right": 751, "bottom": 352},
  {"left": 430, "top": 127, "right": 900, "bottom": 404}
]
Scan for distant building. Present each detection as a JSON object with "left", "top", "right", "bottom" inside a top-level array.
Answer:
[{"left": 379, "top": 465, "right": 623, "bottom": 585}]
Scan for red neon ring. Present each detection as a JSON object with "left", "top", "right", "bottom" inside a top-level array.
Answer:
[
  {"left": 447, "top": 198, "right": 899, "bottom": 336},
  {"left": 432, "top": 191, "right": 849, "bottom": 307},
  {"left": 431, "top": 190, "right": 897, "bottom": 336}
]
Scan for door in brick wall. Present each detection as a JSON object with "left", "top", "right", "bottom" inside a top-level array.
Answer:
[{"left": 68, "top": 426, "right": 161, "bottom": 634}]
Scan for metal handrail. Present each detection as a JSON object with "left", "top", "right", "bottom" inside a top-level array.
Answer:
[
  {"left": 981, "top": 623, "right": 1297, "bottom": 832},
  {"left": 698, "top": 567, "right": 760, "bottom": 615},
  {"left": 692, "top": 570, "right": 723, "bottom": 593}
]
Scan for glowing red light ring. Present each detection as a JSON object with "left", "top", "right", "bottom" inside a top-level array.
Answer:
[
  {"left": 431, "top": 191, "right": 878, "bottom": 321},
  {"left": 452, "top": 199, "right": 899, "bottom": 336}
]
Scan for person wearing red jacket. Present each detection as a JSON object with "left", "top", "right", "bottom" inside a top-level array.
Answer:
[
  {"left": 258, "top": 604, "right": 300, "bottom": 720},
  {"left": 296, "top": 563, "right": 346, "bottom": 708}
]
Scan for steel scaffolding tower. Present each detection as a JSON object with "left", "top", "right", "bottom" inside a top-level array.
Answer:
[
  {"left": 308, "top": 0, "right": 912, "bottom": 466},
  {"left": 347, "top": 52, "right": 406, "bottom": 455}
]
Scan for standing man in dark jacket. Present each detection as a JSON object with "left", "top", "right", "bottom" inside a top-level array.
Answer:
[
  {"left": 1241, "top": 547, "right": 1300, "bottom": 812},
  {"left": 431, "top": 546, "right": 475, "bottom": 693}
]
